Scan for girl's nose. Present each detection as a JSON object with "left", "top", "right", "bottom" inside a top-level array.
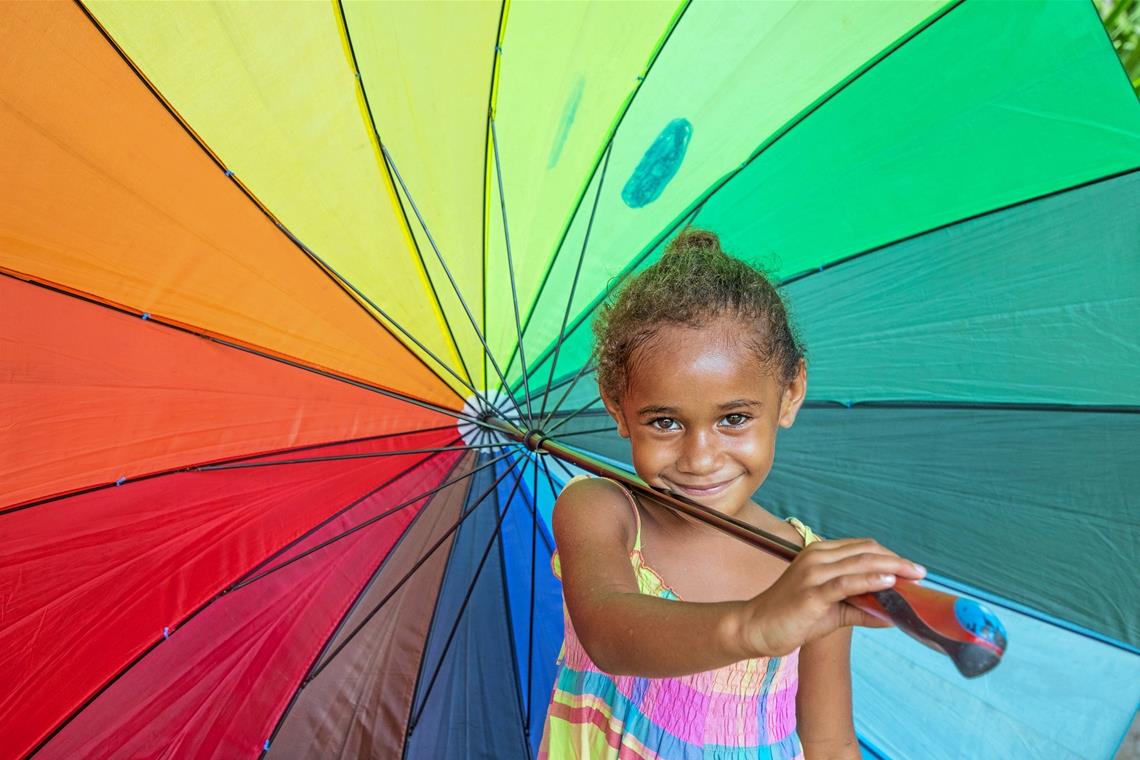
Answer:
[{"left": 676, "top": 430, "right": 720, "bottom": 475}]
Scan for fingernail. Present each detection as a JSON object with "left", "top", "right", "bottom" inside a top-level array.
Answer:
[
  {"left": 913, "top": 563, "right": 926, "bottom": 575},
  {"left": 878, "top": 574, "right": 896, "bottom": 584}
]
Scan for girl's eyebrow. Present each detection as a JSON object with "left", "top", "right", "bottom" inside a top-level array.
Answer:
[
  {"left": 636, "top": 399, "right": 763, "bottom": 416},
  {"left": 718, "top": 399, "right": 763, "bottom": 410},
  {"left": 637, "top": 404, "right": 677, "bottom": 416}
]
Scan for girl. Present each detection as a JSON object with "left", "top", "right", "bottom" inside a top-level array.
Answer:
[{"left": 539, "top": 230, "right": 925, "bottom": 759}]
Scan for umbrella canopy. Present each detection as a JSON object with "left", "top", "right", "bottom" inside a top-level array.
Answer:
[{"left": 2, "top": 1, "right": 1138, "bottom": 758}]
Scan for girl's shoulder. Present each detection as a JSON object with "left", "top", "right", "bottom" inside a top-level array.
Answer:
[
  {"left": 553, "top": 475, "right": 642, "bottom": 545},
  {"left": 558, "top": 474, "right": 637, "bottom": 513},
  {"left": 551, "top": 476, "right": 643, "bottom": 582}
]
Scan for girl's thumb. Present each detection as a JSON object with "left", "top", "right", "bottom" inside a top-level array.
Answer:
[{"left": 839, "top": 601, "right": 893, "bottom": 630}]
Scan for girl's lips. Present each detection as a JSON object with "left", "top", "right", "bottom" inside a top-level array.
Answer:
[{"left": 666, "top": 476, "right": 739, "bottom": 497}]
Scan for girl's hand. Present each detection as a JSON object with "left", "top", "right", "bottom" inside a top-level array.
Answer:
[{"left": 738, "top": 538, "right": 926, "bottom": 657}]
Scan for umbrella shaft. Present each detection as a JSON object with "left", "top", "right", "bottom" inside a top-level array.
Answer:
[
  {"left": 483, "top": 417, "right": 802, "bottom": 558},
  {"left": 483, "top": 417, "right": 1007, "bottom": 678}
]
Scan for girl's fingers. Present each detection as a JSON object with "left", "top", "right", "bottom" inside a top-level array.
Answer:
[
  {"left": 812, "top": 549, "right": 927, "bottom": 600},
  {"left": 803, "top": 541, "right": 925, "bottom": 579},
  {"left": 806, "top": 538, "right": 899, "bottom": 559},
  {"left": 835, "top": 552, "right": 924, "bottom": 579},
  {"left": 818, "top": 570, "right": 900, "bottom": 605}
]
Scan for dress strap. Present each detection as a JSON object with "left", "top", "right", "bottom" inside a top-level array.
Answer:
[
  {"left": 786, "top": 516, "right": 822, "bottom": 547},
  {"left": 596, "top": 477, "right": 642, "bottom": 552}
]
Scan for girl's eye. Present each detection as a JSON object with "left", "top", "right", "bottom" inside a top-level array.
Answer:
[
  {"left": 650, "top": 417, "right": 680, "bottom": 431},
  {"left": 722, "top": 413, "right": 750, "bottom": 427}
]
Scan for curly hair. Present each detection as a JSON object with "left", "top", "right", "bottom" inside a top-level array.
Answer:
[{"left": 593, "top": 229, "right": 806, "bottom": 403}]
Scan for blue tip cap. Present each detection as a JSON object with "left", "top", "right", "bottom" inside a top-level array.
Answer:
[{"left": 954, "top": 598, "right": 1007, "bottom": 645}]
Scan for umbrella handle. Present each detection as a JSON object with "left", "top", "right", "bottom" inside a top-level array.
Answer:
[{"left": 850, "top": 579, "right": 1007, "bottom": 678}]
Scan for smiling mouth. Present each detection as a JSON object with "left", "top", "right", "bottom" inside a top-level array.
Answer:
[{"left": 666, "top": 476, "right": 739, "bottom": 498}]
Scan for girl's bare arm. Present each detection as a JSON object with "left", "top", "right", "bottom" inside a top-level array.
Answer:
[
  {"left": 554, "top": 479, "right": 925, "bottom": 678},
  {"left": 797, "top": 628, "right": 860, "bottom": 759},
  {"left": 554, "top": 478, "right": 755, "bottom": 676}
]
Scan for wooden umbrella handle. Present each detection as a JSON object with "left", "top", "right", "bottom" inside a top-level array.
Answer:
[{"left": 852, "top": 579, "right": 1007, "bottom": 678}]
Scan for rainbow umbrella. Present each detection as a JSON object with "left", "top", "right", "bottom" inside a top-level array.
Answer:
[{"left": 2, "top": 1, "right": 1138, "bottom": 758}]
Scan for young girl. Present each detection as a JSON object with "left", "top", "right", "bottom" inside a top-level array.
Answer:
[{"left": 539, "top": 230, "right": 925, "bottom": 759}]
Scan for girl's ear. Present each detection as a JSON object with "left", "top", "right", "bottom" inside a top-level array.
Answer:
[
  {"left": 602, "top": 393, "right": 631, "bottom": 438},
  {"left": 778, "top": 360, "right": 807, "bottom": 429}
]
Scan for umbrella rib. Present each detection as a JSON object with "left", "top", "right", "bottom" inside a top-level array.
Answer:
[
  {"left": 493, "top": 453, "right": 533, "bottom": 754},
  {"left": 230, "top": 439, "right": 463, "bottom": 588},
  {"left": 536, "top": 142, "right": 614, "bottom": 424},
  {"left": 331, "top": 0, "right": 486, "bottom": 404},
  {"left": 405, "top": 460, "right": 530, "bottom": 733},
  {"left": 490, "top": 118, "right": 536, "bottom": 428},
  {"left": 0, "top": 273, "right": 493, "bottom": 432},
  {"left": 776, "top": 164, "right": 1140, "bottom": 288},
  {"left": 231, "top": 447, "right": 514, "bottom": 592},
  {"left": 799, "top": 399, "right": 1140, "bottom": 414},
  {"left": 500, "top": 1, "right": 695, "bottom": 381},
  {"left": 544, "top": 407, "right": 610, "bottom": 421},
  {"left": 544, "top": 425, "right": 618, "bottom": 440},
  {"left": 520, "top": 453, "right": 557, "bottom": 555},
  {"left": 544, "top": 452, "right": 584, "bottom": 484},
  {"left": 544, "top": 395, "right": 606, "bottom": 436},
  {"left": 525, "top": 453, "right": 540, "bottom": 738},
  {"left": 72, "top": 0, "right": 473, "bottom": 411},
  {"left": 276, "top": 224, "right": 501, "bottom": 418},
  {"left": 382, "top": 144, "right": 528, "bottom": 425},
  {"left": 482, "top": 1, "right": 510, "bottom": 397},
  {"left": 536, "top": 363, "right": 593, "bottom": 402},
  {"left": 203, "top": 331, "right": 495, "bottom": 428},
  {"left": 0, "top": 422, "right": 458, "bottom": 517},
  {"left": 538, "top": 452, "right": 565, "bottom": 519},
  {"left": 514, "top": 201, "right": 702, "bottom": 403},
  {"left": 304, "top": 450, "right": 522, "bottom": 684},
  {"left": 257, "top": 450, "right": 476, "bottom": 758},
  {"left": 538, "top": 361, "right": 598, "bottom": 431},
  {"left": 193, "top": 424, "right": 458, "bottom": 469},
  {"left": 195, "top": 442, "right": 506, "bottom": 471}
]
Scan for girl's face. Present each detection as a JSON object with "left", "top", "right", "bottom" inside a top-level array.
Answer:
[{"left": 603, "top": 318, "right": 806, "bottom": 515}]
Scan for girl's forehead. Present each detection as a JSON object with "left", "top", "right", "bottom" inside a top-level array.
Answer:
[
  {"left": 634, "top": 318, "right": 760, "bottom": 365},
  {"left": 626, "top": 321, "right": 783, "bottom": 403}
]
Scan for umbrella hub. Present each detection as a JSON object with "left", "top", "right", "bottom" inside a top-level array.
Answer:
[
  {"left": 474, "top": 413, "right": 551, "bottom": 455},
  {"left": 521, "top": 427, "right": 551, "bottom": 452},
  {"left": 457, "top": 391, "right": 524, "bottom": 447}
]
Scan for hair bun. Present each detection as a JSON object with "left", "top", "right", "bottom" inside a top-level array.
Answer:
[{"left": 663, "top": 228, "right": 723, "bottom": 258}]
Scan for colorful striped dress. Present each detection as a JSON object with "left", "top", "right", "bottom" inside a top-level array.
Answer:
[{"left": 539, "top": 480, "right": 820, "bottom": 760}]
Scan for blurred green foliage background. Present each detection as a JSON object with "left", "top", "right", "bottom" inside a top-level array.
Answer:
[{"left": 1096, "top": 0, "right": 1140, "bottom": 93}]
